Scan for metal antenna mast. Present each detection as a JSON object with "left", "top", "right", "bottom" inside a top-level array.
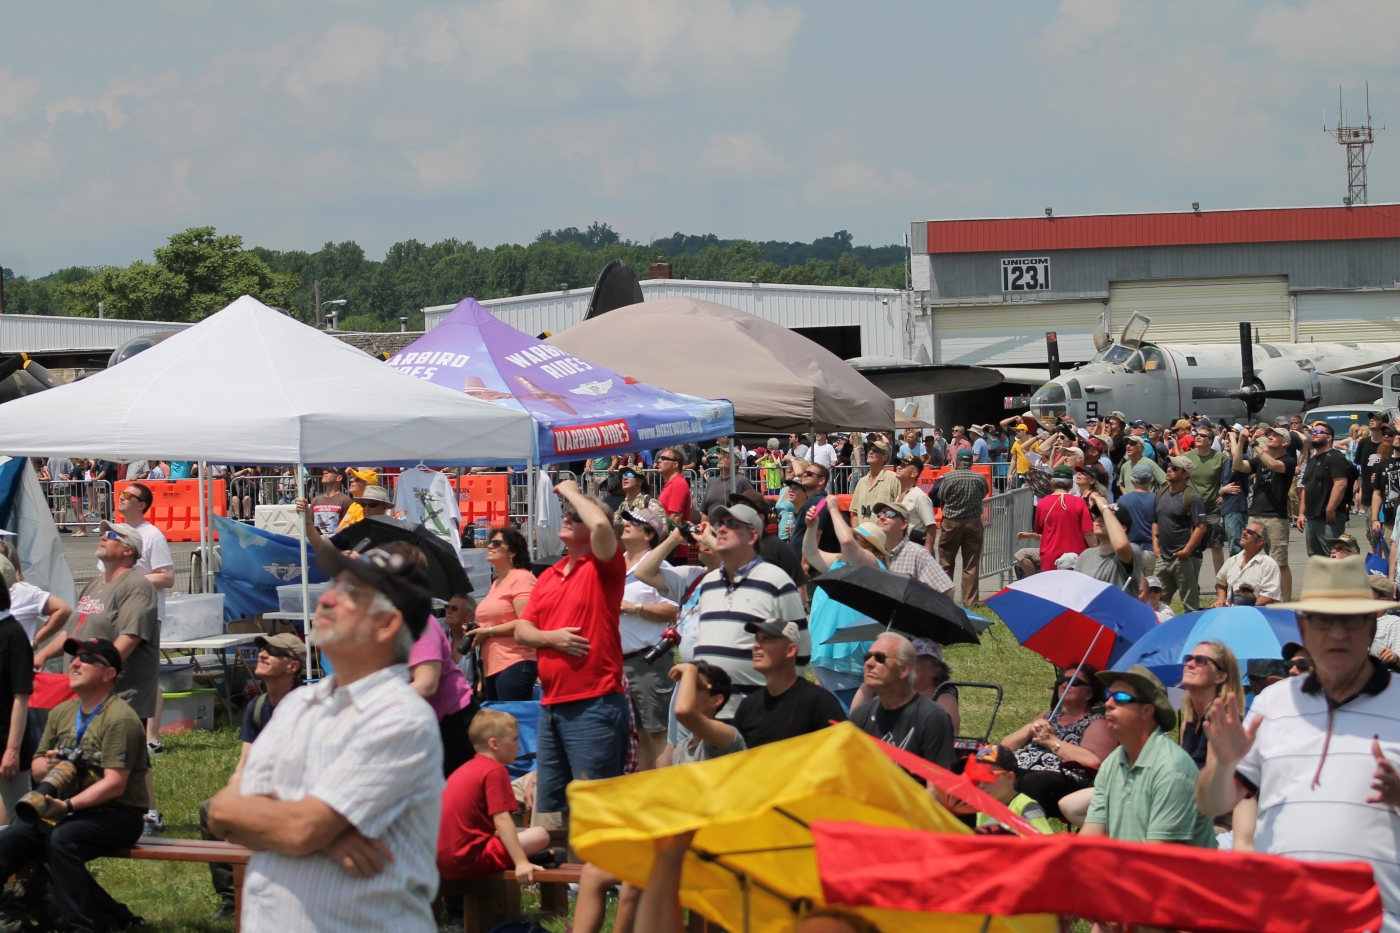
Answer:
[{"left": 1326, "top": 82, "right": 1381, "bottom": 205}]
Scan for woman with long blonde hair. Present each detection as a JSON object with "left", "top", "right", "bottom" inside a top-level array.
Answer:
[{"left": 1180, "top": 638, "right": 1243, "bottom": 769}]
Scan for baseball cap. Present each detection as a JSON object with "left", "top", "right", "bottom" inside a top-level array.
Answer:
[
  {"left": 910, "top": 637, "right": 942, "bottom": 660},
  {"left": 1167, "top": 456, "right": 1194, "bottom": 473},
  {"left": 1268, "top": 426, "right": 1290, "bottom": 440},
  {"left": 894, "top": 454, "right": 922, "bottom": 469},
  {"left": 1124, "top": 434, "right": 1144, "bottom": 447},
  {"left": 955, "top": 449, "right": 975, "bottom": 462},
  {"left": 1051, "top": 463, "right": 1073, "bottom": 479},
  {"left": 255, "top": 632, "right": 308, "bottom": 665},
  {"left": 347, "top": 467, "right": 379, "bottom": 485},
  {"left": 1145, "top": 575, "right": 1164, "bottom": 591},
  {"left": 873, "top": 501, "right": 909, "bottom": 521},
  {"left": 866, "top": 438, "right": 891, "bottom": 454},
  {"left": 973, "top": 744, "right": 1018, "bottom": 773},
  {"left": 621, "top": 507, "right": 666, "bottom": 538},
  {"left": 1108, "top": 410, "right": 1128, "bottom": 423},
  {"left": 744, "top": 618, "right": 801, "bottom": 643},
  {"left": 1013, "top": 423, "right": 1028, "bottom": 432},
  {"left": 1097, "top": 664, "right": 1176, "bottom": 732},
  {"left": 1327, "top": 534, "right": 1361, "bottom": 555},
  {"left": 1369, "top": 575, "right": 1397, "bottom": 599},
  {"left": 1174, "top": 419, "right": 1192, "bottom": 430},
  {"left": 728, "top": 489, "right": 773, "bottom": 517},
  {"left": 63, "top": 637, "right": 123, "bottom": 674},
  {"left": 1281, "top": 641, "right": 1306, "bottom": 659},
  {"left": 1274, "top": 416, "right": 1290, "bottom": 427},
  {"left": 618, "top": 466, "right": 642, "bottom": 479},
  {"left": 709, "top": 502, "right": 762, "bottom": 532},
  {"left": 1130, "top": 419, "right": 1147, "bottom": 427},
  {"left": 353, "top": 485, "right": 394, "bottom": 506},
  {"left": 313, "top": 542, "right": 433, "bottom": 638},
  {"left": 99, "top": 520, "right": 143, "bottom": 558},
  {"left": 1130, "top": 463, "right": 1155, "bottom": 479}
]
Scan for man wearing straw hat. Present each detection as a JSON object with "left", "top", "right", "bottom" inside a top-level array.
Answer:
[{"left": 1196, "top": 555, "right": 1400, "bottom": 931}]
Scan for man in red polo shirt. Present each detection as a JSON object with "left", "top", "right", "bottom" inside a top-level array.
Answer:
[
  {"left": 514, "top": 479, "right": 628, "bottom": 817},
  {"left": 655, "top": 447, "right": 691, "bottom": 527}
]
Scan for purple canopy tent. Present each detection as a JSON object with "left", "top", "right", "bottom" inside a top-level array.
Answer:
[
  {"left": 388, "top": 298, "right": 734, "bottom": 553},
  {"left": 390, "top": 298, "right": 734, "bottom": 463}
]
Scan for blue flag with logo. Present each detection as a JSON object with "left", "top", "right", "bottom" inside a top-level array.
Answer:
[{"left": 212, "top": 515, "right": 328, "bottom": 621}]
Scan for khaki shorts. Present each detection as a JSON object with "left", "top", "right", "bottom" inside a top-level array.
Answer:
[{"left": 1256, "top": 516, "right": 1291, "bottom": 567}]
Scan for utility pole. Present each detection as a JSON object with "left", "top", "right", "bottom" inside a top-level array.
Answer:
[{"left": 314, "top": 279, "right": 322, "bottom": 328}]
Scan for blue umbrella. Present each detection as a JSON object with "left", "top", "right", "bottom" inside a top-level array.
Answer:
[{"left": 1113, "top": 605, "right": 1301, "bottom": 689}]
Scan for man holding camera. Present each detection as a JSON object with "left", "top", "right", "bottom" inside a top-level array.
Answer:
[{"left": 0, "top": 637, "right": 149, "bottom": 933}]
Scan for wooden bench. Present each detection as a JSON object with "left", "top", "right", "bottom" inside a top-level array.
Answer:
[
  {"left": 111, "top": 838, "right": 251, "bottom": 931},
  {"left": 438, "top": 864, "right": 583, "bottom": 933}
]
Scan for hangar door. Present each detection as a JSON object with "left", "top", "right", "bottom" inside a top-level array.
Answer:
[
  {"left": 1108, "top": 276, "right": 1291, "bottom": 346},
  {"left": 1295, "top": 290, "right": 1400, "bottom": 343},
  {"left": 929, "top": 300, "right": 1105, "bottom": 367}
]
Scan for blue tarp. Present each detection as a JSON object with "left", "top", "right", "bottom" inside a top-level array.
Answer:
[{"left": 213, "top": 514, "right": 328, "bottom": 622}]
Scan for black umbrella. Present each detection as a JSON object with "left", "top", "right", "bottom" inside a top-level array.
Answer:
[
  {"left": 332, "top": 516, "right": 471, "bottom": 601},
  {"left": 813, "top": 563, "right": 980, "bottom": 647}
]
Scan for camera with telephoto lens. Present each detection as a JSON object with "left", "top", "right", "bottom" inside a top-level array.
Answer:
[
  {"left": 456, "top": 619, "right": 479, "bottom": 656},
  {"left": 640, "top": 626, "right": 681, "bottom": 664},
  {"left": 677, "top": 522, "right": 702, "bottom": 544},
  {"left": 15, "top": 748, "right": 94, "bottom": 824}
]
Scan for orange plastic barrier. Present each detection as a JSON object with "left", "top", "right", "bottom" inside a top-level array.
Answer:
[
  {"left": 115, "top": 480, "right": 227, "bottom": 543},
  {"left": 456, "top": 473, "right": 511, "bottom": 532},
  {"left": 918, "top": 464, "right": 992, "bottom": 496}
]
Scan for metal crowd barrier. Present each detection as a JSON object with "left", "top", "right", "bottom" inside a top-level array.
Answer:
[
  {"left": 978, "top": 486, "right": 1034, "bottom": 585},
  {"left": 39, "top": 479, "right": 113, "bottom": 531}
]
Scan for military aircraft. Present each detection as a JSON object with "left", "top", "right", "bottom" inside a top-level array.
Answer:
[
  {"left": 0, "top": 353, "right": 61, "bottom": 404},
  {"left": 1025, "top": 312, "right": 1400, "bottom": 425}
]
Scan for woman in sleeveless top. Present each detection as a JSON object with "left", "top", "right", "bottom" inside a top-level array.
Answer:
[{"left": 1000, "top": 663, "right": 1118, "bottom": 821}]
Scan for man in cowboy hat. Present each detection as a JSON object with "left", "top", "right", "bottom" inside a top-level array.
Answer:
[
  {"left": 1196, "top": 555, "right": 1400, "bottom": 929},
  {"left": 1081, "top": 664, "right": 1216, "bottom": 847}
]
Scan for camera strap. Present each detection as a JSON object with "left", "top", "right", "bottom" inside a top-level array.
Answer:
[{"left": 74, "top": 701, "right": 105, "bottom": 745}]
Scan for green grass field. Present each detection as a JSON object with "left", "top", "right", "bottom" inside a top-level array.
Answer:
[{"left": 80, "top": 616, "right": 1058, "bottom": 931}]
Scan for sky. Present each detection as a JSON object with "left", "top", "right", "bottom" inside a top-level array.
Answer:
[{"left": 4, "top": 0, "right": 1400, "bottom": 277}]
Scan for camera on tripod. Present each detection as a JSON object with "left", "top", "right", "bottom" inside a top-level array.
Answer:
[{"left": 15, "top": 748, "right": 95, "bottom": 824}]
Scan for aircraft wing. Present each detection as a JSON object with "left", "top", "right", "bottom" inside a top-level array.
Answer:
[{"left": 996, "top": 369, "right": 1053, "bottom": 386}]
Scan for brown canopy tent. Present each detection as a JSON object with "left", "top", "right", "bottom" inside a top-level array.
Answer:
[{"left": 548, "top": 297, "right": 895, "bottom": 433}]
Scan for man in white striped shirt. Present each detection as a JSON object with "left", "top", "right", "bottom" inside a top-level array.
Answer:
[
  {"left": 208, "top": 543, "right": 443, "bottom": 933},
  {"left": 691, "top": 503, "right": 809, "bottom": 718}
]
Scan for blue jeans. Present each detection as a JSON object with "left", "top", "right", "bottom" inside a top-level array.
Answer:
[
  {"left": 1305, "top": 517, "right": 1347, "bottom": 557},
  {"left": 1223, "top": 512, "right": 1248, "bottom": 556},
  {"left": 484, "top": 660, "right": 538, "bottom": 702},
  {"left": 535, "top": 692, "right": 630, "bottom": 814}
]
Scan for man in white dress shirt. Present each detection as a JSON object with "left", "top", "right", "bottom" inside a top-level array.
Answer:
[{"left": 208, "top": 542, "right": 443, "bottom": 933}]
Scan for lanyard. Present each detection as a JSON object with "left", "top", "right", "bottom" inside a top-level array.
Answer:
[{"left": 74, "top": 701, "right": 104, "bottom": 745}]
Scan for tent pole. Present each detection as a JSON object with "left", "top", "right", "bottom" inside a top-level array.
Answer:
[
  {"left": 728, "top": 439, "right": 737, "bottom": 495},
  {"left": 1048, "top": 627, "right": 1103, "bottom": 722},
  {"left": 526, "top": 464, "right": 536, "bottom": 561},
  {"left": 197, "top": 461, "right": 208, "bottom": 594},
  {"left": 296, "top": 460, "right": 312, "bottom": 676}
]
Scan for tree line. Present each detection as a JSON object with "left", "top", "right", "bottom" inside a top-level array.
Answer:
[{"left": 0, "top": 223, "right": 908, "bottom": 332}]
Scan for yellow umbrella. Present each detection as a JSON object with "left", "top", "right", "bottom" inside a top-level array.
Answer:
[{"left": 568, "top": 722, "right": 1054, "bottom": 933}]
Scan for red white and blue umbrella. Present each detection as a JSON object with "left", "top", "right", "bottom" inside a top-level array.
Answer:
[{"left": 985, "top": 571, "right": 1158, "bottom": 670}]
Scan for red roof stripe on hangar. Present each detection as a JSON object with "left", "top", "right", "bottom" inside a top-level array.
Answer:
[{"left": 924, "top": 205, "right": 1400, "bottom": 254}]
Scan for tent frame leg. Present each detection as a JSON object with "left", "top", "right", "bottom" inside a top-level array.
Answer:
[{"left": 296, "top": 461, "right": 315, "bottom": 678}]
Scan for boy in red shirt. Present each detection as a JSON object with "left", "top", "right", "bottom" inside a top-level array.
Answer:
[{"left": 437, "top": 710, "right": 552, "bottom": 880}]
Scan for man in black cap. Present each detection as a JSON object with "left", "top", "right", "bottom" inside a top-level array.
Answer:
[
  {"left": 0, "top": 636, "right": 150, "bottom": 933},
  {"left": 729, "top": 619, "right": 845, "bottom": 748},
  {"left": 208, "top": 543, "right": 444, "bottom": 933}
]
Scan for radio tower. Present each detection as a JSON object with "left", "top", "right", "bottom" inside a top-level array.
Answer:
[{"left": 1326, "top": 83, "right": 1380, "bottom": 206}]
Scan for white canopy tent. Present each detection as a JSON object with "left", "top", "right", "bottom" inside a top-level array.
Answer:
[
  {"left": 0, "top": 296, "right": 535, "bottom": 466},
  {"left": 0, "top": 296, "right": 537, "bottom": 634}
]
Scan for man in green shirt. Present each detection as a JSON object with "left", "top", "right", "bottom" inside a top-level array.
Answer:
[
  {"left": 1185, "top": 426, "right": 1230, "bottom": 578},
  {"left": 1117, "top": 435, "right": 1165, "bottom": 495},
  {"left": 1082, "top": 664, "right": 1215, "bottom": 848},
  {"left": 0, "top": 637, "right": 149, "bottom": 932}
]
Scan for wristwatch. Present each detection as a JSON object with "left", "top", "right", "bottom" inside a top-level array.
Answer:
[
  {"left": 66, "top": 800, "right": 74, "bottom": 815},
  {"left": 1054, "top": 741, "right": 1063, "bottom": 752}
]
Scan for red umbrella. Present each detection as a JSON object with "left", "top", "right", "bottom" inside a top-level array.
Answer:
[{"left": 812, "top": 821, "right": 1383, "bottom": 933}]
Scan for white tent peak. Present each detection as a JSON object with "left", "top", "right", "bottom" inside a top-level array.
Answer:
[{"left": 0, "top": 295, "right": 535, "bottom": 466}]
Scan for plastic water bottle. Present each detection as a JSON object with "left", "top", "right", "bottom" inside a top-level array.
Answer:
[{"left": 473, "top": 517, "right": 490, "bottom": 548}]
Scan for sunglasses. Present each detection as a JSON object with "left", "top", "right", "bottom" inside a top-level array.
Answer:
[
  {"left": 656, "top": 456, "right": 679, "bottom": 462},
  {"left": 1183, "top": 654, "right": 1220, "bottom": 670},
  {"left": 1241, "top": 528, "right": 1261, "bottom": 538},
  {"left": 1056, "top": 677, "right": 1091, "bottom": 690},
  {"left": 862, "top": 650, "right": 890, "bottom": 665},
  {"left": 260, "top": 644, "right": 296, "bottom": 660},
  {"left": 1106, "top": 691, "right": 1147, "bottom": 706},
  {"left": 1288, "top": 656, "right": 1314, "bottom": 671},
  {"left": 1311, "top": 429, "right": 1329, "bottom": 436},
  {"left": 485, "top": 539, "right": 506, "bottom": 548},
  {"left": 800, "top": 470, "right": 822, "bottom": 479},
  {"left": 100, "top": 531, "right": 122, "bottom": 542},
  {"left": 1302, "top": 613, "right": 1373, "bottom": 631},
  {"left": 875, "top": 509, "right": 903, "bottom": 520},
  {"left": 715, "top": 517, "right": 748, "bottom": 531},
  {"left": 75, "top": 652, "right": 110, "bottom": 668},
  {"left": 562, "top": 511, "right": 583, "bottom": 524}
]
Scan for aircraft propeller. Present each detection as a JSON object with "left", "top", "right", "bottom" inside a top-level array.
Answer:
[{"left": 1190, "top": 322, "right": 1307, "bottom": 414}]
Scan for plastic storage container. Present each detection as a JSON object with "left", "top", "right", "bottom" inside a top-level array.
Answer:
[
  {"left": 254, "top": 505, "right": 304, "bottom": 538},
  {"left": 277, "top": 582, "right": 332, "bottom": 614},
  {"left": 162, "top": 593, "right": 225, "bottom": 643},
  {"left": 159, "top": 689, "right": 217, "bottom": 733},
  {"left": 467, "top": 572, "right": 492, "bottom": 596},
  {"left": 460, "top": 549, "right": 490, "bottom": 576},
  {"left": 158, "top": 659, "right": 195, "bottom": 693}
]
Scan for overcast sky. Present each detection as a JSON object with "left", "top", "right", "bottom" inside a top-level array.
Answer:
[{"left": 4, "top": 0, "right": 1399, "bottom": 276}]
